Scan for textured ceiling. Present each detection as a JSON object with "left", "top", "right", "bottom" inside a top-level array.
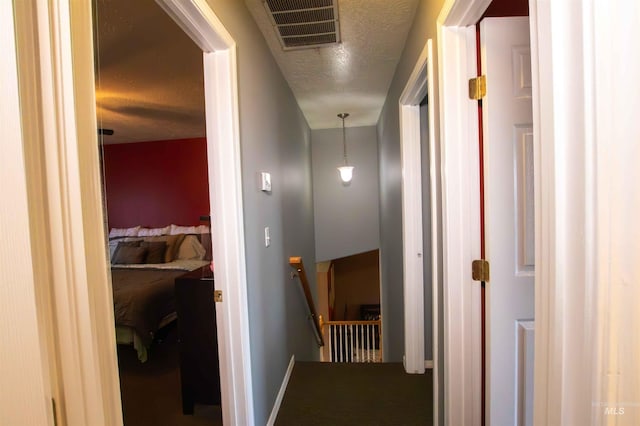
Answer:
[
  {"left": 93, "top": 0, "right": 419, "bottom": 144},
  {"left": 246, "top": 0, "right": 420, "bottom": 129},
  {"left": 93, "top": 0, "right": 205, "bottom": 144}
]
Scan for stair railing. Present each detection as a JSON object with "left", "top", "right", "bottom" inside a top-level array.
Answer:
[
  {"left": 319, "top": 315, "right": 382, "bottom": 363},
  {"left": 289, "top": 256, "right": 324, "bottom": 347}
]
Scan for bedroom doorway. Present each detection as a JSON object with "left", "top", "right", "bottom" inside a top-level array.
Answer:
[
  {"left": 91, "top": 0, "right": 252, "bottom": 424},
  {"left": 93, "top": 0, "right": 219, "bottom": 423}
]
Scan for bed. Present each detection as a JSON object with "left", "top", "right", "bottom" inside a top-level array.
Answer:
[{"left": 108, "top": 225, "right": 212, "bottom": 362}]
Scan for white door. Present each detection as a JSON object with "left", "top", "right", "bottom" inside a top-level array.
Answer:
[{"left": 481, "top": 17, "right": 535, "bottom": 426}]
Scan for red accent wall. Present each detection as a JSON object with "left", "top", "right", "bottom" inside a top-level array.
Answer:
[{"left": 102, "top": 138, "right": 209, "bottom": 228}]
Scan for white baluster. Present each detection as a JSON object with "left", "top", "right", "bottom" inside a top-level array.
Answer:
[
  {"left": 338, "top": 325, "right": 342, "bottom": 362},
  {"left": 364, "top": 324, "right": 368, "bottom": 362},
  {"left": 375, "top": 324, "right": 379, "bottom": 362},
  {"left": 356, "top": 324, "right": 362, "bottom": 362}
]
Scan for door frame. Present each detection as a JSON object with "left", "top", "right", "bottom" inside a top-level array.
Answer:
[
  {"left": 1, "top": 1, "right": 56, "bottom": 424},
  {"left": 157, "top": 1, "right": 254, "bottom": 424},
  {"left": 399, "top": 39, "right": 432, "bottom": 374},
  {"left": 527, "top": 1, "right": 640, "bottom": 423},
  {"left": 436, "top": 1, "right": 494, "bottom": 425},
  {"left": 398, "top": 36, "right": 438, "bottom": 417},
  {"left": 11, "top": 0, "right": 254, "bottom": 424},
  {"left": 11, "top": 1, "right": 123, "bottom": 423},
  {"left": 437, "top": 0, "right": 632, "bottom": 424}
]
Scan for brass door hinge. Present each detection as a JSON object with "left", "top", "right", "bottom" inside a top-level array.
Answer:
[
  {"left": 214, "top": 290, "right": 223, "bottom": 302},
  {"left": 469, "top": 75, "right": 487, "bottom": 100},
  {"left": 472, "top": 259, "right": 490, "bottom": 282}
]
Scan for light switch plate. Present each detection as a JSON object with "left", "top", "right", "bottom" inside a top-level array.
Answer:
[
  {"left": 260, "top": 172, "right": 272, "bottom": 192},
  {"left": 264, "top": 226, "right": 271, "bottom": 247}
]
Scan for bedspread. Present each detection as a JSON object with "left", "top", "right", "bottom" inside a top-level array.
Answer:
[{"left": 111, "top": 268, "right": 188, "bottom": 347}]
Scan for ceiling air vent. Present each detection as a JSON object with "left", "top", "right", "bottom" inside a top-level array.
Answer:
[{"left": 263, "top": 0, "right": 341, "bottom": 50}]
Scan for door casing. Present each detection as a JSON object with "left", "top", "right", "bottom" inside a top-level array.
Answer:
[
  {"left": 398, "top": 38, "right": 438, "bottom": 422},
  {"left": 10, "top": 0, "right": 254, "bottom": 424}
]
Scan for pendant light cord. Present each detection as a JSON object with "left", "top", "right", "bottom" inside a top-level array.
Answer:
[
  {"left": 342, "top": 116, "right": 347, "bottom": 165},
  {"left": 339, "top": 112, "right": 349, "bottom": 166}
]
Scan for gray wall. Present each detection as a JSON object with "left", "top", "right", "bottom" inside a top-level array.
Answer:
[
  {"left": 311, "top": 126, "right": 380, "bottom": 262},
  {"left": 376, "top": 4, "right": 444, "bottom": 422},
  {"left": 205, "top": 2, "right": 317, "bottom": 425}
]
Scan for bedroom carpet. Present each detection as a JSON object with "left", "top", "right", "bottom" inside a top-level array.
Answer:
[
  {"left": 275, "top": 362, "right": 432, "bottom": 426},
  {"left": 117, "top": 322, "right": 222, "bottom": 426}
]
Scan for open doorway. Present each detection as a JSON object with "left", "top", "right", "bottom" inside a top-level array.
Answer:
[
  {"left": 93, "top": 0, "right": 221, "bottom": 423},
  {"left": 87, "top": 0, "right": 254, "bottom": 424},
  {"left": 396, "top": 37, "right": 439, "bottom": 421}
]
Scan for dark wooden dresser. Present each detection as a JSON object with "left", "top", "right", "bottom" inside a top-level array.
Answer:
[{"left": 174, "top": 267, "right": 221, "bottom": 414}]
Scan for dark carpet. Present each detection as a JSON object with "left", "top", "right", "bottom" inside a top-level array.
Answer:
[
  {"left": 117, "top": 323, "right": 222, "bottom": 426},
  {"left": 275, "top": 362, "right": 432, "bottom": 426}
]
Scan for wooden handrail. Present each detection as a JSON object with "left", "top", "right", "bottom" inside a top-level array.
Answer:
[
  {"left": 289, "top": 256, "right": 324, "bottom": 347},
  {"left": 320, "top": 319, "right": 381, "bottom": 326}
]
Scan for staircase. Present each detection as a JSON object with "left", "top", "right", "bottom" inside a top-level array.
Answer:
[{"left": 289, "top": 257, "right": 382, "bottom": 363}]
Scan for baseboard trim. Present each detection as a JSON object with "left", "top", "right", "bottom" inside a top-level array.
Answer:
[
  {"left": 425, "top": 360, "right": 434, "bottom": 369},
  {"left": 266, "top": 355, "right": 295, "bottom": 426}
]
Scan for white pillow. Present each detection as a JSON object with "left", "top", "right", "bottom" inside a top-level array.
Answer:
[
  {"left": 138, "top": 226, "right": 170, "bottom": 237},
  {"left": 176, "top": 235, "right": 207, "bottom": 260},
  {"left": 109, "top": 226, "right": 141, "bottom": 238},
  {"left": 170, "top": 224, "right": 210, "bottom": 235}
]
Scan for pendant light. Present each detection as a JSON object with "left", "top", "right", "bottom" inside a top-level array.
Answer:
[{"left": 337, "top": 113, "right": 354, "bottom": 183}]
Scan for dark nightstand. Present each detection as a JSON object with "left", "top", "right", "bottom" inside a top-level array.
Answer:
[{"left": 174, "top": 267, "right": 221, "bottom": 414}]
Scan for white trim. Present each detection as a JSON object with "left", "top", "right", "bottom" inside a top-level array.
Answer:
[
  {"left": 203, "top": 47, "right": 254, "bottom": 426},
  {"left": 441, "top": 0, "right": 492, "bottom": 26},
  {"left": 12, "top": 0, "right": 64, "bottom": 422},
  {"left": 154, "top": 0, "right": 232, "bottom": 51},
  {"left": 436, "top": 1, "right": 484, "bottom": 425},
  {"left": 266, "top": 355, "right": 296, "bottom": 426},
  {"left": 155, "top": 2, "right": 256, "bottom": 425},
  {"left": 425, "top": 360, "right": 434, "bottom": 369},
  {"left": 16, "top": 1, "right": 124, "bottom": 424},
  {"left": 399, "top": 40, "right": 433, "bottom": 375},
  {"left": 398, "top": 40, "right": 438, "bottom": 424},
  {"left": 438, "top": 1, "right": 640, "bottom": 425},
  {"left": 529, "top": 1, "right": 640, "bottom": 423},
  {"left": 14, "top": 0, "right": 253, "bottom": 423},
  {"left": 425, "top": 40, "right": 440, "bottom": 426},
  {"left": 0, "top": 2, "right": 54, "bottom": 424},
  {"left": 399, "top": 103, "right": 425, "bottom": 375},
  {"left": 528, "top": 2, "right": 554, "bottom": 422}
]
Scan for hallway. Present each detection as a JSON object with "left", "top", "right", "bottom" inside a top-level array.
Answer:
[{"left": 276, "top": 362, "right": 432, "bottom": 425}]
